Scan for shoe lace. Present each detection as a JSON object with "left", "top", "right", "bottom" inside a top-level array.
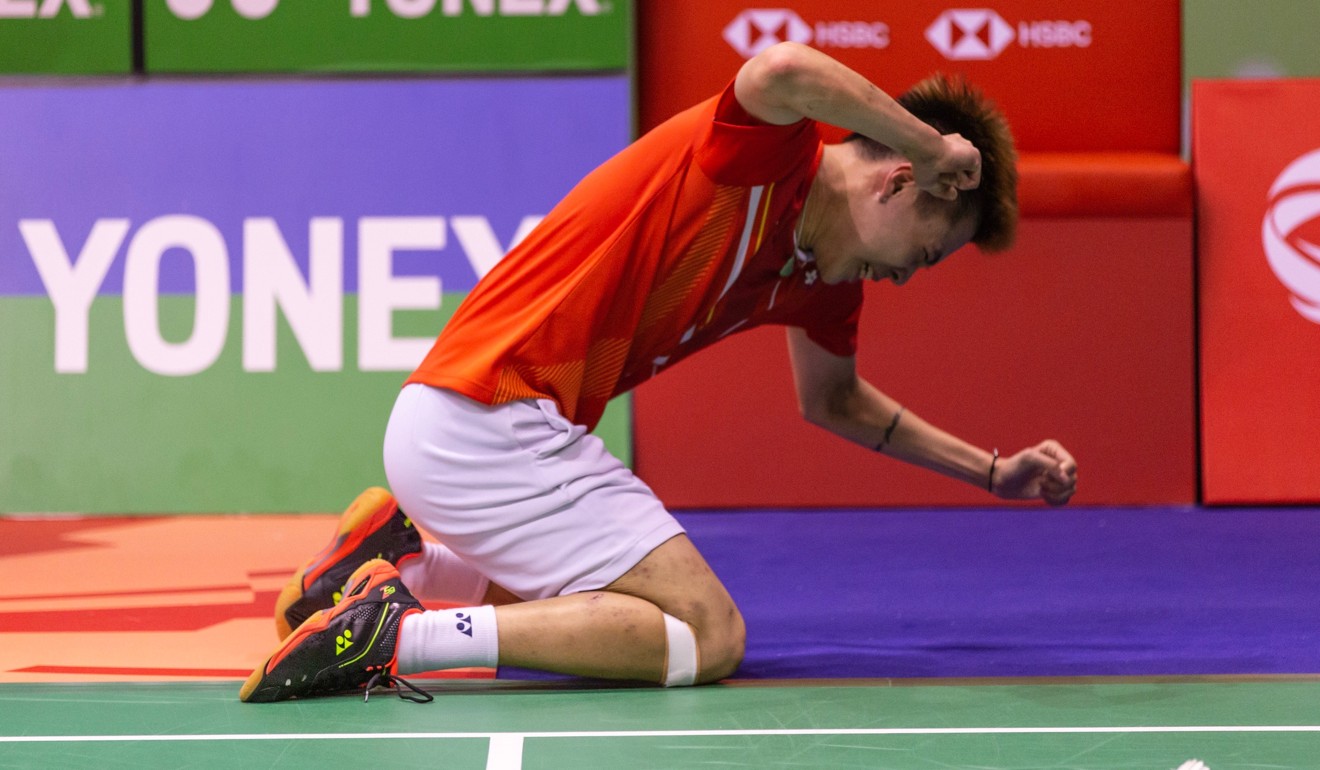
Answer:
[{"left": 364, "top": 671, "right": 434, "bottom": 704}]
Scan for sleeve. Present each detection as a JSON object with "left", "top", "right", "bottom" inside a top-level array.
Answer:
[
  {"left": 797, "top": 284, "right": 863, "bottom": 358},
  {"left": 695, "top": 81, "right": 821, "bottom": 187}
]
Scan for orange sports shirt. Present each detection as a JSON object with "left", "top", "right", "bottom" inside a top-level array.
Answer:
[{"left": 407, "top": 83, "right": 864, "bottom": 431}]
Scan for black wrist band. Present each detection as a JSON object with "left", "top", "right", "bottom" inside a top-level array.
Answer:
[
  {"left": 988, "top": 448, "right": 999, "bottom": 492},
  {"left": 875, "top": 406, "right": 905, "bottom": 453}
]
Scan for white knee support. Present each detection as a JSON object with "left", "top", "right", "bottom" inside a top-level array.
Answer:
[{"left": 661, "top": 613, "right": 699, "bottom": 687}]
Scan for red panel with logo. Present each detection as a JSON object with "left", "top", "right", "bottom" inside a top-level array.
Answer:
[
  {"left": 1195, "top": 80, "right": 1320, "bottom": 504},
  {"left": 630, "top": 0, "right": 1194, "bottom": 508},
  {"left": 637, "top": 0, "right": 1180, "bottom": 152},
  {"left": 633, "top": 216, "right": 1196, "bottom": 507}
]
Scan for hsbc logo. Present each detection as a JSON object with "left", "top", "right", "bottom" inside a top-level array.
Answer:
[
  {"left": 723, "top": 8, "right": 889, "bottom": 59},
  {"left": 925, "top": 9, "right": 1013, "bottom": 60},
  {"left": 723, "top": 9, "right": 810, "bottom": 57},
  {"left": 926, "top": 8, "right": 1092, "bottom": 61},
  {"left": 1263, "top": 148, "right": 1320, "bottom": 325}
]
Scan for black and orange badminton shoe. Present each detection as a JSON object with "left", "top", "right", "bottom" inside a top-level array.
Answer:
[
  {"left": 274, "top": 487, "right": 422, "bottom": 640},
  {"left": 241, "top": 559, "right": 430, "bottom": 703}
]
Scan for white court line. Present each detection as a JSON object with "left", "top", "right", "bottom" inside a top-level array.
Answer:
[
  {"left": 5, "top": 725, "right": 1320, "bottom": 743},
  {"left": 486, "top": 734, "right": 523, "bottom": 770}
]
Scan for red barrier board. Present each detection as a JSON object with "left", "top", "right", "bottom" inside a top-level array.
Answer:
[
  {"left": 1017, "top": 153, "right": 1191, "bottom": 218},
  {"left": 1195, "top": 80, "right": 1320, "bottom": 504},
  {"left": 637, "top": 0, "right": 1180, "bottom": 152},
  {"left": 634, "top": 217, "right": 1196, "bottom": 508}
]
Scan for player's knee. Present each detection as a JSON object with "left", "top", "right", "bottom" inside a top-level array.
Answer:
[
  {"left": 666, "top": 601, "right": 744, "bottom": 685},
  {"left": 696, "top": 606, "right": 745, "bottom": 683}
]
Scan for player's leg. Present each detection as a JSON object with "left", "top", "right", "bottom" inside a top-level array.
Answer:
[
  {"left": 242, "top": 386, "right": 740, "bottom": 701},
  {"left": 241, "top": 536, "right": 741, "bottom": 702},
  {"left": 384, "top": 385, "right": 743, "bottom": 684},
  {"left": 491, "top": 533, "right": 745, "bottom": 683},
  {"left": 272, "top": 486, "right": 424, "bottom": 639},
  {"left": 397, "top": 539, "right": 523, "bottom": 607},
  {"left": 243, "top": 539, "right": 741, "bottom": 701},
  {"left": 272, "top": 486, "right": 521, "bottom": 640}
]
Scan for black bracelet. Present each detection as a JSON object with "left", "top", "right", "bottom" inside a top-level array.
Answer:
[
  {"left": 987, "top": 448, "right": 999, "bottom": 493},
  {"left": 875, "top": 406, "right": 905, "bottom": 453}
]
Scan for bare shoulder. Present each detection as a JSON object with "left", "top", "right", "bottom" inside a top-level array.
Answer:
[{"left": 733, "top": 42, "right": 814, "bottom": 126}]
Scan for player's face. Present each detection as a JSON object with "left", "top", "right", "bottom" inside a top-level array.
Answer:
[{"left": 817, "top": 168, "right": 977, "bottom": 286}]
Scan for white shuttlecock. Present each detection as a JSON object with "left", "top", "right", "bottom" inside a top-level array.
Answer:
[{"left": 1175, "top": 761, "right": 1209, "bottom": 770}]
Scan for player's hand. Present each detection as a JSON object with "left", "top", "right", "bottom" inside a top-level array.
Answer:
[
  {"left": 914, "top": 133, "right": 981, "bottom": 201},
  {"left": 991, "top": 440, "right": 1078, "bottom": 506}
]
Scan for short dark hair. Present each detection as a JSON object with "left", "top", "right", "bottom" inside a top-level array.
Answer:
[{"left": 845, "top": 74, "right": 1018, "bottom": 252}]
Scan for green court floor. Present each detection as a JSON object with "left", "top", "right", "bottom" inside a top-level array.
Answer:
[{"left": 3, "top": 677, "right": 1318, "bottom": 769}]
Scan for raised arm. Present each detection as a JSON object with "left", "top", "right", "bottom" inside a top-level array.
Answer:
[
  {"left": 734, "top": 41, "right": 979, "bottom": 200},
  {"left": 786, "top": 327, "right": 1077, "bottom": 505}
]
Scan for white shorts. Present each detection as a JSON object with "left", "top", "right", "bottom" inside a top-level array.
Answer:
[{"left": 382, "top": 384, "right": 685, "bottom": 601}]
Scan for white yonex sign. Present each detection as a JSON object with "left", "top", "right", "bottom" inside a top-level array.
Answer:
[
  {"left": 165, "top": 0, "right": 604, "bottom": 19},
  {"left": 166, "top": 0, "right": 277, "bottom": 19},
  {"left": 349, "top": 0, "right": 604, "bottom": 17},
  {"left": 0, "top": 78, "right": 625, "bottom": 380},
  {"left": 1262, "top": 148, "right": 1320, "bottom": 325},
  {"left": 0, "top": 0, "right": 93, "bottom": 17},
  {"left": 21, "top": 214, "right": 540, "bottom": 375}
]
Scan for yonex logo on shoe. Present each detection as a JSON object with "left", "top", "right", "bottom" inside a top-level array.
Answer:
[
  {"left": 336, "top": 629, "right": 354, "bottom": 655},
  {"left": 455, "top": 612, "right": 474, "bottom": 637},
  {"left": 381, "top": 585, "right": 396, "bottom": 598}
]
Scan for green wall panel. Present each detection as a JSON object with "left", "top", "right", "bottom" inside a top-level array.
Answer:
[
  {"left": 0, "top": 0, "right": 131, "bottom": 74},
  {"left": 145, "top": 0, "right": 630, "bottom": 73},
  {"left": 0, "top": 295, "right": 631, "bottom": 514},
  {"left": 1185, "top": 0, "right": 1320, "bottom": 80}
]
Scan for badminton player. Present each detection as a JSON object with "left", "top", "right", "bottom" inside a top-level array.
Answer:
[{"left": 242, "top": 41, "right": 1078, "bottom": 703}]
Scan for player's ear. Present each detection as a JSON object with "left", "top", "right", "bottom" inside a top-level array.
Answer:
[{"left": 879, "top": 163, "right": 914, "bottom": 202}]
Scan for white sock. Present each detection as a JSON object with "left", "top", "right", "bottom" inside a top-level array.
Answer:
[
  {"left": 397, "top": 541, "right": 491, "bottom": 606},
  {"left": 396, "top": 606, "right": 498, "bottom": 675}
]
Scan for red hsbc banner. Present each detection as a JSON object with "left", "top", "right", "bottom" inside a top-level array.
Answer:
[
  {"left": 634, "top": 216, "right": 1197, "bottom": 508},
  {"left": 1195, "top": 80, "right": 1320, "bottom": 504},
  {"left": 637, "top": 0, "right": 1180, "bottom": 152}
]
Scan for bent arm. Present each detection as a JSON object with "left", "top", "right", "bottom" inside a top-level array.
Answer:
[
  {"left": 734, "top": 42, "right": 979, "bottom": 199},
  {"left": 735, "top": 42, "right": 942, "bottom": 160},
  {"left": 786, "top": 327, "right": 1078, "bottom": 504},
  {"left": 786, "top": 326, "right": 994, "bottom": 488}
]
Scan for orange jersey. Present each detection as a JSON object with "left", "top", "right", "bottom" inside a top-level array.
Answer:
[{"left": 407, "top": 83, "right": 863, "bottom": 430}]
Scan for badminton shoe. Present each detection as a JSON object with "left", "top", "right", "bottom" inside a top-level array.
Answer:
[
  {"left": 241, "top": 558, "right": 429, "bottom": 703},
  {"left": 274, "top": 486, "right": 422, "bottom": 640}
]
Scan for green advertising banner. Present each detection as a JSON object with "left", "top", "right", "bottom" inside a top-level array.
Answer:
[
  {"left": 145, "top": 0, "right": 630, "bottom": 73},
  {"left": 1185, "top": 0, "right": 1320, "bottom": 80},
  {"left": 0, "top": 0, "right": 131, "bottom": 74}
]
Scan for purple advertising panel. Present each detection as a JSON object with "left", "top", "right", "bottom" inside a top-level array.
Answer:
[
  {"left": 0, "top": 77, "right": 630, "bottom": 513},
  {"left": 1, "top": 78, "right": 627, "bottom": 298}
]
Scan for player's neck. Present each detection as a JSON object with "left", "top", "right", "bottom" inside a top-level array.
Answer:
[{"left": 797, "top": 146, "right": 847, "bottom": 253}]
